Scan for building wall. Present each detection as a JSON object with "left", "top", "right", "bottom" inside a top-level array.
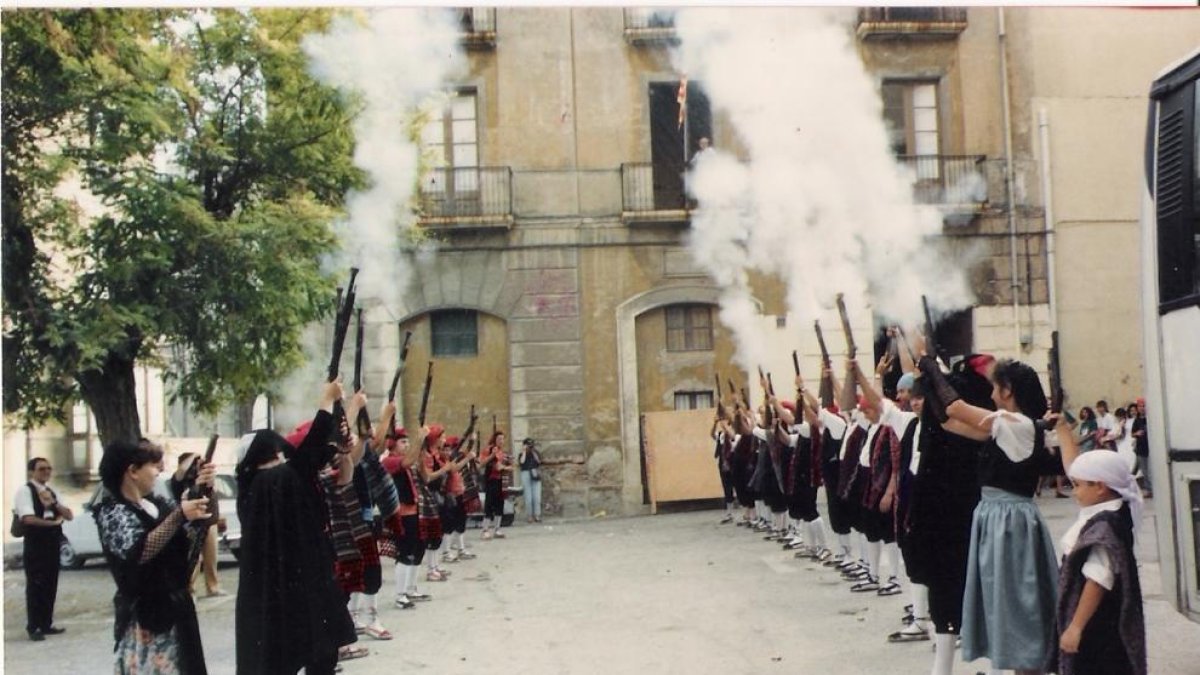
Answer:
[
  {"left": 1013, "top": 7, "right": 1200, "bottom": 407},
  {"left": 13, "top": 7, "right": 1200, "bottom": 523}
]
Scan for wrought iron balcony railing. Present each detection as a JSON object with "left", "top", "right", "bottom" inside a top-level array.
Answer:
[
  {"left": 621, "top": 162, "right": 690, "bottom": 225},
  {"left": 857, "top": 7, "right": 968, "bottom": 40},
  {"left": 896, "top": 154, "right": 988, "bottom": 207},
  {"left": 623, "top": 8, "right": 679, "bottom": 45},
  {"left": 418, "top": 166, "right": 513, "bottom": 229},
  {"left": 458, "top": 7, "right": 496, "bottom": 50}
]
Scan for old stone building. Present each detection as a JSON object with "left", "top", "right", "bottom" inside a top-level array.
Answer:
[{"left": 8, "top": 7, "right": 1200, "bottom": 526}]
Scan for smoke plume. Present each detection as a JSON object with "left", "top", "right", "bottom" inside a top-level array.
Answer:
[
  {"left": 303, "top": 8, "right": 464, "bottom": 314},
  {"left": 674, "top": 7, "right": 974, "bottom": 367}
]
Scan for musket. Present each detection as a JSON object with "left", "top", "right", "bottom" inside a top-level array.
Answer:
[
  {"left": 1048, "top": 330, "right": 1064, "bottom": 414},
  {"left": 895, "top": 325, "right": 919, "bottom": 363},
  {"left": 491, "top": 414, "right": 497, "bottom": 438},
  {"left": 921, "top": 295, "right": 942, "bottom": 363},
  {"left": 327, "top": 269, "right": 359, "bottom": 383},
  {"left": 815, "top": 320, "right": 835, "bottom": 408},
  {"left": 835, "top": 292, "right": 856, "bottom": 360},
  {"left": 353, "top": 307, "right": 372, "bottom": 437},
  {"left": 385, "top": 329, "right": 413, "bottom": 441},
  {"left": 186, "top": 433, "right": 220, "bottom": 577},
  {"left": 461, "top": 404, "right": 479, "bottom": 442},
  {"left": 792, "top": 350, "right": 801, "bottom": 377},
  {"left": 417, "top": 361, "right": 434, "bottom": 428},
  {"left": 714, "top": 374, "right": 727, "bottom": 417},
  {"left": 328, "top": 268, "right": 359, "bottom": 442}
]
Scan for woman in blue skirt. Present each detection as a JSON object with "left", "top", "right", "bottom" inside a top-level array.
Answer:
[{"left": 916, "top": 346, "right": 1059, "bottom": 675}]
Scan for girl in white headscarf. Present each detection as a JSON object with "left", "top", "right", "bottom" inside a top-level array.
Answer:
[{"left": 1047, "top": 419, "right": 1146, "bottom": 675}]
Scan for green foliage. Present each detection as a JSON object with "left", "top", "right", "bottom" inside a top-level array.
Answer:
[{"left": 2, "top": 8, "right": 361, "bottom": 437}]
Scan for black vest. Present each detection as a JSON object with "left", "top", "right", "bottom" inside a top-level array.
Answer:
[
  {"left": 976, "top": 424, "right": 1046, "bottom": 498},
  {"left": 25, "top": 482, "right": 62, "bottom": 547}
]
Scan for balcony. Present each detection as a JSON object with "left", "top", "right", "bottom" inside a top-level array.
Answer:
[
  {"left": 457, "top": 7, "right": 496, "bottom": 50},
  {"left": 857, "top": 7, "right": 968, "bottom": 41},
  {"left": 417, "top": 166, "right": 513, "bottom": 230},
  {"left": 896, "top": 154, "right": 988, "bottom": 213},
  {"left": 621, "top": 162, "right": 691, "bottom": 226},
  {"left": 624, "top": 8, "right": 679, "bottom": 46}
]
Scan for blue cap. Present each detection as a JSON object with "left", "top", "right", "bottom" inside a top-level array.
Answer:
[{"left": 897, "top": 372, "right": 915, "bottom": 392}]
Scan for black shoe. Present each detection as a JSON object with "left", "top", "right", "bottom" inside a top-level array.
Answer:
[
  {"left": 28, "top": 630, "right": 44, "bottom": 642},
  {"left": 42, "top": 626, "right": 65, "bottom": 635}
]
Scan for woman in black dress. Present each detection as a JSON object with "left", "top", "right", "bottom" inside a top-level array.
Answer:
[{"left": 95, "top": 439, "right": 214, "bottom": 675}]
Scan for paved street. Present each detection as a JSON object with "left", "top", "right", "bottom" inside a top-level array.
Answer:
[{"left": 4, "top": 495, "right": 1199, "bottom": 674}]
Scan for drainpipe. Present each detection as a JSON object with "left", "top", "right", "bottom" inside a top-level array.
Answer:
[
  {"left": 998, "top": 8, "right": 1022, "bottom": 355},
  {"left": 1039, "top": 108, "right": 1058, "bottom": 332}
]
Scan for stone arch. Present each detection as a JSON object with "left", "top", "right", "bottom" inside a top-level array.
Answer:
[{"left": 615, "top": 285, "right": 761, "bottom": 511}]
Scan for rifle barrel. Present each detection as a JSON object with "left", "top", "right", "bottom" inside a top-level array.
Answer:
[
  {"left": 353, "top": 307, "right": 365, "bottom": 393},
  {"left": 417, "top": 361, "right": 434, "bottom": 427},
  {"left": 835, "top": 293, "right": 856, "bottom": 359}
]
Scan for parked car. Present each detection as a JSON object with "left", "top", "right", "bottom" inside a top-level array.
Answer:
[{"left": 58, "top": 474, "right": 241, "bottom": 569}]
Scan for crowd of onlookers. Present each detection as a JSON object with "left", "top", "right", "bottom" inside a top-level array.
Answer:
[{"left": 1047, "top": 398, "right": 1151, "bottom": 499}]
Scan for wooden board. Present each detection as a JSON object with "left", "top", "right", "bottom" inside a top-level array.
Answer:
[{"left": 642, "top": 408, "right": 723, "bottom": 512}]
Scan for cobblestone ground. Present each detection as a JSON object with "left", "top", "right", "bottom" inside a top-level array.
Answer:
[{"left": 4, "top": 495, "right": 1199, "bottom": 674}]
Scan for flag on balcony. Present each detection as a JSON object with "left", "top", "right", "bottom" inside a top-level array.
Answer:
[{"left": 677, "top": 76, "right": 687, "bottom": 129}]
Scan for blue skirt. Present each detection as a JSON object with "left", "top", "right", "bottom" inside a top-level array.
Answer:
[{"left": 960, "top": 487, "right": 1059, "bottom": 669}]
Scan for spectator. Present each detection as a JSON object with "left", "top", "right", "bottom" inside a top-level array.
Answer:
[
  {"left": 1131, "top": 398, "right": 1151, "bottom": 498},
  {"left": 1076, "top": 407, "right": 1099, "bottom": 452},
  {"left": 1095, "top": 401, "right": 1116, "bottom": 450},
  {"left": 1104, "top": 408, "right": 1137, "bottom": 473},
  {"left": 14, "top": 458, "right": 73, "bottom": 641},
  {"left": 171, "top": 453, "right": 226, "bottom": 598},
  {"left": 519, "top": 438, "right": 543, "bottom": 523}
]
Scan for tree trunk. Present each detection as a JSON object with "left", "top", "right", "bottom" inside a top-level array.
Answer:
[{"left": 77, "top": 352, "right": 142, "bottom": 448}]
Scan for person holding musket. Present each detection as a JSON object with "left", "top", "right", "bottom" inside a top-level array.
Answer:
[
  {"left": 94, "top": 438, "right": 215, "bottom": 674},
  {"left": 234, "top": 380, "right": 359, "bottom": 674}
]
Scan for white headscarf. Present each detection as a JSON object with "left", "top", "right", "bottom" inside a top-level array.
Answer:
[
  {"left": 1068, "top": 450, "right": 1144, "bottom": 532},
  {"left": 235, "top": 433, "right": 258, "bottom": 464}
]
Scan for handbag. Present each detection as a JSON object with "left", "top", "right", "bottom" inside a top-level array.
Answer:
[
  {"left": 10, "top": 511, "right": 26, "bottom": 538},
  {"left": 530, "top": 468, "right": 541, "bottom": 482}
]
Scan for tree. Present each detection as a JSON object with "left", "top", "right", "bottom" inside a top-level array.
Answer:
[{"left": 2, "top": 8, "right": 362, "bottom": 446}]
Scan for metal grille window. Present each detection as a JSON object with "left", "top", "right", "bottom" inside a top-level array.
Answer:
[
  {"left": 665, "top": 304, "right": 714, "bottom": 352},
  {"left": 431, "top": 309, "right": 478, "bottom": 357},
  {"left": 674, "top": 390, "right": 715, "bottom": 411},
  {"left": 882, "top": 80, "right": 941, "bottom": 177}
]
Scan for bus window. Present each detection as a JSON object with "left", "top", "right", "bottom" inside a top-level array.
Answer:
[{"left": 1156, "top": 80, "right": 1200, "bottom": 308}]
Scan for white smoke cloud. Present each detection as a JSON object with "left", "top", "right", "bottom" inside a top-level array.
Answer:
[
  {"left": 269, "top": 9, "right": 462, "bottom": 422},
  {"left": 302, "top": 8, "right": 465, "bottom": 315},
  {"left": 674, "top": 7, "right": 973, "bottom": 352}
]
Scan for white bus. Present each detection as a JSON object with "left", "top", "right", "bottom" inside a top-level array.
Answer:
[{"left": 1142, "top": 46, "right": 1200, "bottom": 623}]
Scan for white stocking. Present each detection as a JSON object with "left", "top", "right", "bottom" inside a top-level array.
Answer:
[
  {"left": 867, "top": 539, "right": 883, "bottom": 579},
  {"left": 931, "top": 633, "right": 955, "bottom": 675}
]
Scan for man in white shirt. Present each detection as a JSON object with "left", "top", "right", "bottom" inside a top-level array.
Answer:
[{"left": 13, "top": 457, "right": 73, "bottom": 641}]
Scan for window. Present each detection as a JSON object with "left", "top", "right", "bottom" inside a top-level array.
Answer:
[
  {"left": 882, "top": 80, "right": 940, "bottom": 177},
  {"left": 674, "top": 390, "right": 715, "bottom": 410},
  {"left": 665, "top": 304, "right": 714, "bottom": 351},
  {"left": 69, "top": 401, "right": 96, "bottom": 474},
  {"left": 431, "top": 309, "right": 478, "bottom": 357},
  {"left": 420, "top": 89, "right": 480, "bottom": 216}
]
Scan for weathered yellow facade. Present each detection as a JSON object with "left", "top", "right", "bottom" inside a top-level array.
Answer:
[{"left": 9, "top": 7, "right": 1200, "bottom": 527}]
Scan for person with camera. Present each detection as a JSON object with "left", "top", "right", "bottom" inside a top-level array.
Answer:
[
  {"left": 518, "top": 438, "right": 543, "bottom": 523},
  {"left": 13, "top": 457, "right": 73, "bottom": 641}
]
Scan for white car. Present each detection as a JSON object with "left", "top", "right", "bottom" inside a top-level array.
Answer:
[{"left": 58, "top": 474, "right": 241, "bottom": 569}]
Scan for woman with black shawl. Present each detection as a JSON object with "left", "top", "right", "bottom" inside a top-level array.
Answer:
[
  {"left": 95, "top": 439, "right": 215, "bottom": 674},
  {"left": 234, "top": 380, "right": 359, "bottom": 675}
]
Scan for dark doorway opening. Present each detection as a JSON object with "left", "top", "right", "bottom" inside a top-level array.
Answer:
[{"left": 649, "top": 81, "right": 711, "bottom": 209}]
